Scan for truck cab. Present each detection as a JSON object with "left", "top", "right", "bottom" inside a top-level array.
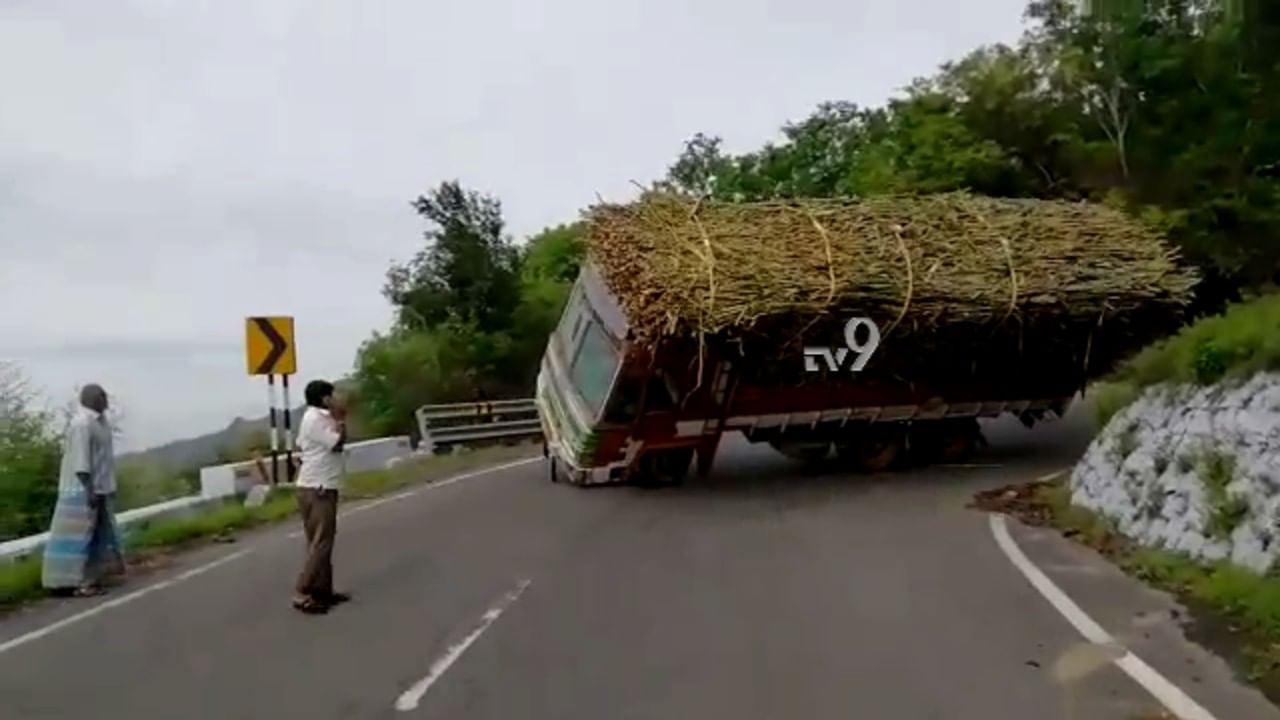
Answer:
[{"left": 536, "top": 263, "right": 641, "bottom": 485}]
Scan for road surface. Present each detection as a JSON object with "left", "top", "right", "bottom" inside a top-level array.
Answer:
[{"left": 1, "top": 411, "right": 1276, "bottom": 719}]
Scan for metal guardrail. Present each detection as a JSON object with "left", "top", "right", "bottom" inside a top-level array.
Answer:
[{"left": 415, "top": 398, "right": 542, "bottom": 454}]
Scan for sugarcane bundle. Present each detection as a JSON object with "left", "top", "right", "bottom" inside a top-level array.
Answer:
[{"left": 585, "top": 191, "right": 1199, "bottom": 355}]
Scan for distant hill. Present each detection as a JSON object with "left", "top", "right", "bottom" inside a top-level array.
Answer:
[{"left": 120, "top": 407, "right": 306, "bottom": 471}]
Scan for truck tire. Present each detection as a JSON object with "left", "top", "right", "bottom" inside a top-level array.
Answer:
[
  {"left": 836, "top": 425, "right": 906, "bottom": 473},
  {"left": 636, "top": 448, "right": 694, "bottom": 487},
  {"left": 907, "top": 422, "right": 945, "bottom": 465},
  {"left": 909, "top": 419, "right": 980, "bottom": 465},
  {"left": 770, "top": 440, "right": 832, "bottom": 464},
  {"left": 938, "top": 419, "right": 981, "bottom": 463}
]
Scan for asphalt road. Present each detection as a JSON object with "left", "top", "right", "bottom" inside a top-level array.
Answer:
[{"left": 2, "top": 409, "right": 1277, "bottom": 719}]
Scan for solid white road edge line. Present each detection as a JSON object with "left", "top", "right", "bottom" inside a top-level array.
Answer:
[
  {"left": 286, "top": 456, "right": 544, "bottom": 538},
  {"left": 394, "top": 579, "right": 533, "bottom": 712},
  {"left": 989, "top": 514, "right": 1218, "bottom": 720},
  {"left": 5, "top": 457, "right": 544, "bottom": 649},
  {"left": 0, "top": 549, "right": 252, "bottom": 656},
  {"left": 342, "top": 457, "right": 543, "bottom": 520}
]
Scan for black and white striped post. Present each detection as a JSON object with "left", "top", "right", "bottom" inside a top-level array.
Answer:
[
  {"left": 282, "top": 374, "right": 295, "bottom": 483},
  {"left": 267, "top": 373, "right": 280, "bottom": 486}
]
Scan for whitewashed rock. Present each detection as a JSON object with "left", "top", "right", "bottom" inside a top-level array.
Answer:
[
  {"left": 1200, "top": 539, "right": 1230, "bottom": 562},
  {"left": 243, "top": 485, "right": 271, "bottom": 508},
  {"left": 1070, "top": 372, "right": 1280, "bottom": 572}
]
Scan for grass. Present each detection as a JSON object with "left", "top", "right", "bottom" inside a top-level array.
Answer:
[
  {"left": 125, "top": 490, "right": 300, "bottom": 550},
  {"left": 1091, "top": 380, "right": 1143, "bottom": 427},
  {"left": 1034, "top": 480, "right": 1280, "bottom": 692},
  {"left": 1089, "top": 292, "right": 1280, "bottom": 426},
  {"left": 0, "top": 556, "right": 43, "bottom": 607},
  {"left": 1110, "top": 421, "right": 1140, "bottom": 464},
  {"left": 1193, "top": 448, "right": 1249, "bottom": 541},
  {"left": 0, "top": 441, "right": 540, "bottom": 610}
]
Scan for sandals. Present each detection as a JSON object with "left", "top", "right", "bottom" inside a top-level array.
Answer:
[{"left": 292, "top": 596, "right": 329, "bottom": 615}]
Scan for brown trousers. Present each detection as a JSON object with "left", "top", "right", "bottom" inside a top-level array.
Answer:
[{"left": 295, "top": 488, "right": 338, "bottom": 598}]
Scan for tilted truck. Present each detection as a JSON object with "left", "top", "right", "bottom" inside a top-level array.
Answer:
[{"left": 536, "top": 192, "right": 1199, "bottom": 486}]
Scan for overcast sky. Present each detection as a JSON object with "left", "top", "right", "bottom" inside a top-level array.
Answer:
[{"left": 1, "top": 0, "right": 1032, "bottom": 452}]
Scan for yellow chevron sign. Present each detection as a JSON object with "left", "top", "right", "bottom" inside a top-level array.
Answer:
[{"left": 245, "top": 316, "right": 296, "bottom": 376}]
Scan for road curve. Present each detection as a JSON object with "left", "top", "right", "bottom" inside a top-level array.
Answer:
[{"left": 0, "top": 410, "right": 1275, "bottom": 719}]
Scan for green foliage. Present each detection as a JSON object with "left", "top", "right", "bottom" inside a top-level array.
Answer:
[
  {"left": 1194, "top": 447, "right": 1250, "bottom": 539},
  {"left": 1193, "top": 340, "right": 1232, "bottom": 384},
  {"left": 1037, "top": 481, "right": 1117, "bottom": 548},
  {"left": 664, "top": 0, "right": 1280, "bottom": 302},
  {"left": 115, "top": 459, "right": 199, "bottom": 512},
  {"left": 0, "top": 364, "right": 62, "bottom": 542},
  {"left": 355, "top": 204, "right": 581, "bottom": 436},
  {"left": 1199, "top": 448, "right": 1238, "bottom": 495},
  {"left": 384, "top": 181, "right": 522, "bottom": 334},
  {"left": 1113, "top": 293, "right": 1280, "bottom": 389},
  {"left": 1089, "top": 380, "right": 1141, "bottom": 427},
  {"left": 353, "top": 324, "right": 499, "bottom": 436},
  {"left": 1110, "top": 421, "right": 1140, "bottom": 463},
  {"left": 1087, "top": 293, "right": 1280, "bottom": 419},
  {"left": 520, "top": 223, "right": 585, "bottom": 284},
  {"left": 0, "top": 556, "right": 43, "bottom": 609},
  {"left": 1208, "top": 495, "right": 1252, "bottom": 540}
]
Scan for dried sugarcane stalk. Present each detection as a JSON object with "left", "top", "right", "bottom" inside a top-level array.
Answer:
[{"left": 583, "top": 191, "right": 1198, "bottom": 359}]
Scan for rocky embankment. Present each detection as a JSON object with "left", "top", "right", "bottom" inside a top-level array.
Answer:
[{"left": 1070, "top": 373, "right": 1280, "bottom": 572}]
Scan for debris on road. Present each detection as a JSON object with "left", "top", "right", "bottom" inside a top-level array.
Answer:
[{"left": 967, "top": 481, "right": 1059, "bottom": 527}]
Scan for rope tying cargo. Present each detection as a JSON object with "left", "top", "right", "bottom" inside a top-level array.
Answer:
[{"left": 883, "top": 223, "right": 914, "bottom": 339}]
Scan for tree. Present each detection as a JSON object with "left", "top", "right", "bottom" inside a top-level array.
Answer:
[
  {"left": 384, "top": 181, "right": 522, "bottom": 334},
  {"left": 656, "top": 0, "right": 1280, "bottom": 305},
  {"left": 0, "top": 362, "right": 60, "bottom": 541},
  {"left": 519, "top": 223, "right": 585, "bottom": 284},
  {"left": 663, "top": 133, "right": 733, "bottom": 197},
  {"left": 1026, "top": 0, "right": 1280, "bottom": 297},
  {"left": 352, "top": 322, "right": 517, "bottom": 436}
]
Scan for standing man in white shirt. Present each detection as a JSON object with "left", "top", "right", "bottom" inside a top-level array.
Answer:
[{"left": 292, "top": 379, "right": 350, "bottom": 614}]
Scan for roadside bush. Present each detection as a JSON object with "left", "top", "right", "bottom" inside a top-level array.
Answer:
[
  {"left": 1090, "top": 293, "right": 1280, "bottom": 422},
  {"left": 0, "top": 416, "right": 60, "bottom": 542},
  {"left": 116, "top": 459, "right": 199, "bottom": 512},
  {"left": 1089, "top": 380, "right": 1141, "bottom": 427},
  {"left": 0, "top": 365, "right": 61, "bottom": 542},
  {"left": 1118, "top": 293, "right": 1280, "bottom": 390}
]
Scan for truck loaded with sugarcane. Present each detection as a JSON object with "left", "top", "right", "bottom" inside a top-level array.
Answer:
[{"left": 536, "top": 191, "right": 1199, "bottom": 486}]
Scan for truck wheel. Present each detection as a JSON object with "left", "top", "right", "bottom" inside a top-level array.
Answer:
[
  {"left": 770, "top": 440, "right": 832, "bottom": 464},
  {"left": 938, "top": 420, "right": 981, "bottom": 463},
  {"left": 907, "top": 422, "right": 945, "bottom": 465},
  {"left": 909, "top": 419, "right": 980, "bottom": 465},
  {"left": 836, "top": 425, "right": 906, "bottom": 473},
  {"left": 637, "top": 448, "right": 694, "bottom": 487}
]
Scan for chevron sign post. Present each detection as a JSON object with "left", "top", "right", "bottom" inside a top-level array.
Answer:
[{"left": 245, "top": 316, "right": 297, "bottom": 486}]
